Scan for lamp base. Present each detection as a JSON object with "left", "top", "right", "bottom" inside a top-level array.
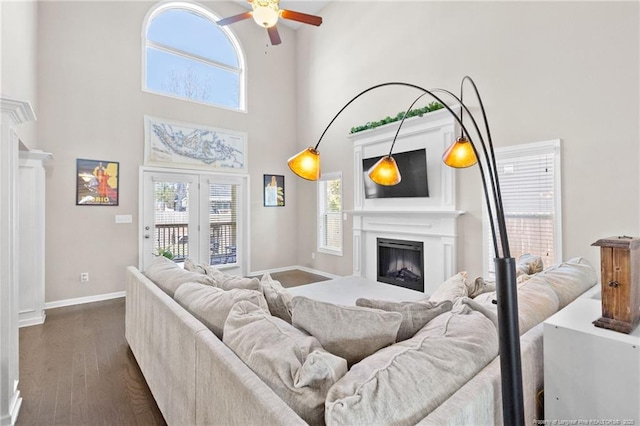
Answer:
[{"left": 494, "top": 257, "right": 525, "bottom": 426}]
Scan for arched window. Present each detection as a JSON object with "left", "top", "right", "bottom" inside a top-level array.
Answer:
[{"left": 143, "top": 2, "right": 245, "bottom": 111}]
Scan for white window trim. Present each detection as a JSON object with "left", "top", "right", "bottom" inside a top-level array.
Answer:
[
  {"left": 141, "top": 1, "right": 247, "bottom": 112},
  {"left": 317, "top": 172, "right": 343, "bottom": 256},
  {"left": 483, "top": 139, "right": 562, "bottom": 277}
]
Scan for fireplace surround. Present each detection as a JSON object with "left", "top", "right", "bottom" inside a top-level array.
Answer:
[{"left": 348, "top": 108, "right": 464, "bottom": 296}]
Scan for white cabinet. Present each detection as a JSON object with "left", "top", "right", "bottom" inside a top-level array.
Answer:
[
  {"left": 18, "top": 150, "right": 52, "bottom": 327},
  {"left": 544, "top": 287, "right": 640, "bottom": 423}
]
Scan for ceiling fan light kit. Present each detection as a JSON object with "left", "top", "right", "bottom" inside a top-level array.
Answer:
[
  {"left": 217, "top": 0, "right": 323, "bottom": 46},
  {"left": 252, "top": 1, "right": 279, "bottom": 28}
]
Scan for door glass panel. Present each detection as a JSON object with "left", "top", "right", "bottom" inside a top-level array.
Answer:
[
  {"left": 208, "top": 183, "right": 237, "bottom": 265},
  {"left": 153, "top": 180, "right": 190, "bottom": 262}
]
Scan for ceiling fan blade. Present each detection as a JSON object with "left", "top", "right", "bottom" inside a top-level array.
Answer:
[
  {"left": 267, "top": 26, "right": 282, "bottom": 45},
  {"left": 280, "top": 9, "right": 323, "bottom": 26},
  {"left": 216, "top": 11, "right": 252, "bottom": 26}
]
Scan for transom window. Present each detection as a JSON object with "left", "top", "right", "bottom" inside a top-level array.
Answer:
[{"left": 143, "top": 2, "right": 245, "bottom": 110}]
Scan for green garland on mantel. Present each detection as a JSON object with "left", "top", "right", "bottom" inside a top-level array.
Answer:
[{"left": 349, "top": 101, "right": 445, "bottom": 134}]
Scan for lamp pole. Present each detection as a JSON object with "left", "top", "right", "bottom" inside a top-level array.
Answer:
[{"left": 288, "top": 77, "right": 524, "bottom": 425}]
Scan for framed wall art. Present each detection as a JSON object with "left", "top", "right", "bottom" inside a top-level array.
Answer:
[
  {"left": 264, "top": 174, "right": 285, "bottom": 207},
  {"left": 144, "top": 115, "right": 248, "bottom": 172},
  {"left": 76, "top": 159, "right": 119, "bottom": 206}
]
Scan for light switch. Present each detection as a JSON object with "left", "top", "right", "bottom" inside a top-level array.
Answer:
[{"left": 115, "top": 214, "right": 133, "bottom": 224}]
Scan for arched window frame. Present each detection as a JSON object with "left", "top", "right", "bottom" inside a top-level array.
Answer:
[{"left": 142, "top": 1, "right": 247, "bottom": 112}]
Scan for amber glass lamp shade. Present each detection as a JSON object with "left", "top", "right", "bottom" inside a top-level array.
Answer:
[
  {"left": 442, "top": 136, "right": 478, "bottom": 168},
  {"left": 288, "top": 147, "right": 321, "bottom": 181},
  {"left": 368, "top": 155, "right": 402, "bottom": 186}
]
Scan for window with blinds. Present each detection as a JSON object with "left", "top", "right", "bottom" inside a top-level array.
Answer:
[
  {"left": 485, "top": 140, "right": 562, "bottom": 275},
  {"left": 318, "top": 172, "right": 343, "bottom": 255},
  {"left": 208, "top": 183, "right": 238, "bottom": 265}
]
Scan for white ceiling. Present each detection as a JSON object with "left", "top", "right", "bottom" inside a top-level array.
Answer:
[{"left": 233, "top": 0, "right": 330, "bottom": 29}]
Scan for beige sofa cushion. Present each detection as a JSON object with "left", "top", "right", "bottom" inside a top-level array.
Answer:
[
  {"left": 223, "top": 301, "right": 347, "bottom": 426},
  {"left": 535, "top": 257, "right": 598, "bottom": 308},
  {"left": 144, "top": 255, "right": 215, "bottom": 297},
  {"left": 260, "top": 273, "right": 293, "bottom": 323},
  {"left": 473, "top": 275, "right": 560, "bottom": 335},
  {"left": 202, "top": 266, "right": 261, "bottom": 291},
  {"left": 173, "top": 282, "right": 269, "bottom": 339},
  {"left": 291, "top": 296, "right": 402, "bottom": 366},
  {"left": 325, "top": 302, "right": 499, "bottom": 426},
  {"left": 355, "top": 298, "right": 453, "bottom": 341},
  {"left": 428, "top": 272, "right": 469, "bottom": 303}
]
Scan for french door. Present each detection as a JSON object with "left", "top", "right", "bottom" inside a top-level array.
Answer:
[{"left": 140, "top": 169, "right": 248, "bottom": 276}]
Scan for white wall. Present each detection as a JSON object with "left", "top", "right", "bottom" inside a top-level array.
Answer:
[
  {"left": 0, "top": 0, "right": 38, "bottom": 146},
  {"left": 37, "top": 1, "right": 301, "bottom": 303},
  {"left": 295, "top": 1, "right": 640, "bottom": 279}
]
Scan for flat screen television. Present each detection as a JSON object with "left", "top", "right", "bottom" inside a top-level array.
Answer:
[{"left": 362, "top": 148, "right": 429, "bottom": 199}]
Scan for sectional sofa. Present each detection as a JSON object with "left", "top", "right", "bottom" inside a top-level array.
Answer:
[{"left": 125, "top": 256, "right": 598, "bottom": 425}]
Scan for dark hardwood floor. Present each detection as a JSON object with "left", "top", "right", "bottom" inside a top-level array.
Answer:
[
  {"left": 254, "top": 269, "right": 331, "bottom": 288},
  {"left": 17, "top": 269, "right": 330, "bottom": 425},
  {"left": 18, "top": 298, "right": 166, "bottom": 426}
]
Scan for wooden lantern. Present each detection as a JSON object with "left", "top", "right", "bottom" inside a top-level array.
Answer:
[{"left": 591, "top": 236, "right": 640, "bottom": 334}]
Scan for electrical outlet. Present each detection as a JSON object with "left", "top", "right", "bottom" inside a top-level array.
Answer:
[
  {"left": 80, "top": 272, "right": 89, "bottom": 283},
  {"left": 311, "top": 252, "right": 315, "bottom": 260}
]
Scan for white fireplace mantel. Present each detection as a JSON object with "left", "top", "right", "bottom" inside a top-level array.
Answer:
[
  {"left": 348, "top": 108, "right": 464, "bottom": 295},
  {"left": 346, "top": 209, "right": 465, "bottom": 218}
]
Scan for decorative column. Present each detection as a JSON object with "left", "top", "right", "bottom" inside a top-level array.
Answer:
[
  {"left": 1, "top": 97, "right": 36, "bottom": 425},
  {"left": 19, "top": 150, "right": 53, "bottom": 327}
]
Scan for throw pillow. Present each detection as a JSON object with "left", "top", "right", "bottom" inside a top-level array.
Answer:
[
  {"left": 515, "top": 253, "right": 544, "bottom": 277},
  {"left": 324, "top": 302, "right": 499, "bottom": 426},
  {"left": 355, "top": 298, "right": 453, "bottom": 341},
  {"left": 143, "top": 255, "right": 215, "bottom": 297},
  {"left": 291, "top": 296, "right": 402, "bottom": 366},
  {"left": 203, "top": 266, "right": 261, "bottom": 292},
  {"left": 468, "top": 276, "right": 496, "bottom": 299},
  {"left": 260, "top": 272, "right": 293, "bottom": 323},
  {"left": 428, "top": 272, "right": 469, "bottom": 303},
  {"left": 183, "top": 258, "right": 206, "bottom": 274},
  {"left": 223, "top": 301, "right": 347, "bottom": 426},
  {"left": 174, "top": 282, "right": 269, "bottom": 339}
]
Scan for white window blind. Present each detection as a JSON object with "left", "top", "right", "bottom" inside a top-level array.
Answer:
[
  {"left": 485, "top": 140, "right": 562, "bottom": 275},
  {"left": 318, "top": 173, "right": 343, "bottom": 255}
]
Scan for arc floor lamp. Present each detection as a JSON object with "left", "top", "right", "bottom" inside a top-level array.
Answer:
[{"left": 288, "top": 76, "right": 524, "bottom": 425}]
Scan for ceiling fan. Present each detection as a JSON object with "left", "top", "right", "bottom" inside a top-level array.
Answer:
[{"left": 216, "top": 0, "right": 323, "bottom": 46}]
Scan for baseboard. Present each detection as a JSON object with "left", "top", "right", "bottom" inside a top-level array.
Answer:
[
  {"left": 7, "top": 383, "right": 21, "bottom": 426},
  {"left": 45, "top": 291, "right": 126, "bottom": 310},
  {"left": 18, "top": 312, "right": 46, "bottom": 328},
  {"left": 249, "top": 265, "right": 341, "bottom": 280}
]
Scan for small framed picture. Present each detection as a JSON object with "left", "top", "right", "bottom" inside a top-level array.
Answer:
[
  {"left": 264, "top": 174, "right": 285, "bottom": 207},
  {"left": 76, "top": 159, "right": 119, "bottom": 206}
]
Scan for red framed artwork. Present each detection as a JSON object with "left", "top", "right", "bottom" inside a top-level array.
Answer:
[{"left": 76, "top": 159, "right": 119, "bottom": 206}]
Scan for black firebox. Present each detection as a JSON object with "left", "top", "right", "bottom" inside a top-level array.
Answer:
[{"left": 376, "top": 238, "right": 424, "bottom": 292}]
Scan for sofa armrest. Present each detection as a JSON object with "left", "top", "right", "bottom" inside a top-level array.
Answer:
[
  {"left": 418, "top": 324, "right": 544, "bottom": 426},
  {"left": 195, "top": 331, "right": 307, "bottom": 426},
  {"left": 126, "top": 266, "right": 208, "bottom": 426}
]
